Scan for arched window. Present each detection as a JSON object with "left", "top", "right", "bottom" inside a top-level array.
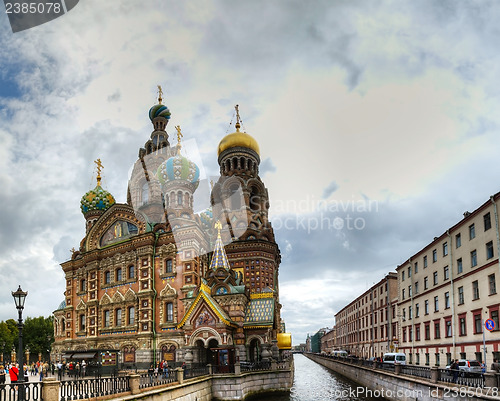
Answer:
[
  {"left": 166, "top": 302, "right": 173, "bottom": 322},
  {"left": 142, "top": 182, "right": 149, "bottom": 205},
  {"left": 128, "top": 307, "right": 135, "bottom": 325},
  {"left": 165, "top": 259, "right": 173, "bottom": 274},
  {"left": 104, "top": 310, "right": 110, "bottom": 327},
  {"left": 250, "top": 186, "right": 260, "bottom": 211},
  {"left": 80, "top": 314, "right": 86, "bottom": 331},
  {"left": 104, "top": 271, "right": 111, "bottom": 284},
  {"left": 177, "top": 191, "right": 183, "bottom": 206},
  {"left": 115, "top": 308, "right": 122, "bottom": 326},
  {"left": 80, "top": 279, "right": 86, "bottom": 292}
]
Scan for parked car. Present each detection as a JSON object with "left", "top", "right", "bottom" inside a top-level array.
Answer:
[
  {"left": 382, "top": 353, "right": 406, "bottom": 365},
  {"left": 445, "top": 359, "right": 482, "bottom": 376}
]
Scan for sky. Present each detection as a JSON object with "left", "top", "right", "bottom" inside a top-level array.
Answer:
[{"left": 1, "top": 0, "right": 500, "bottom": 346}]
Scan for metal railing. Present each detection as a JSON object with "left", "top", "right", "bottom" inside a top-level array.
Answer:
[
  {"left": 0, "top": 381, "right": 42, "bottom": 401},
  {"left": 402, "top": 364, "right": 432, "bottom": 380},
  {"left": 438, "top": 369, "right": 484, "bottom": 388},
  {"left": 183, "top": 365, "right": 209, "bottom": 379},
  {"left": 60, "top": 375, "right": 130, "bottom": 401},
  {"left": 212, "top": 364, "right": 235, "bottom": 374},
  {"left": 139, "top": 372, "right": 176, "bottom": 389},
  {"left": 240, "top": 361, "right": 271, "bottom": 372}
]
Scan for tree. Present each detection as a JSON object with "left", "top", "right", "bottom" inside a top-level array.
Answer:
[
  {"left": 22, "top": 316, "right": 54, "bottom": 361},
  {"left": 0, "top": 319, "right": 18, "bottom": 361}
]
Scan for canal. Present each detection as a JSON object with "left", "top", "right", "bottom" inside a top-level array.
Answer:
[{"left": 254, "top": 354, "right": 385, "bottom": 401}]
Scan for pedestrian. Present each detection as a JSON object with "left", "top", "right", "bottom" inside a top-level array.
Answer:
[
  {"left": 148, "top": 364, "right": 154, "bottom": 384},
  {"left": 450, "top": 359, "right": 459, "bottom": 383},
  {"left": 0, "top": 365, "right": 6, "bottom": 384},
  {"left": 9, "top": 363, "right": 19, "bottom": 383},
  {"left": 491, "top": 358, "right": 500, "bottom": 372}
]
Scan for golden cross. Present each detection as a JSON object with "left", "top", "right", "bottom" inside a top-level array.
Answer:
[
  {"left": 175, "top": 125, "right": 183, "bottom": 144},
  {"left": 157, "top": 85, "right": 163, "bottom": 104},
  {"left": 94, "top": 158, "right": 103, "bottom": 186},
  {"left": 70, "top": 247, "right": 76, "bottom": 254},
  {"left": 235, "top": 104, "right": 241, "bottom": 130},
  {"left": 215, "top": 220, "right": 222, "bottom": 237}
]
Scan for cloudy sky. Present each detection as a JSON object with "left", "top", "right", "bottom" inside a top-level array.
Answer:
[{"left": 1, "top": 1, "right": 499, "bottom": 345}]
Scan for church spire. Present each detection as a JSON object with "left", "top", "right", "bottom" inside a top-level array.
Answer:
[{"left": 210, "top": 221, "right": 230, "bottom": 270}]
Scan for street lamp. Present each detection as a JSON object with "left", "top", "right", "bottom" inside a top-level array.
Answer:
[{"left": 12, "top": 285, "right": 27, "bottom": 401}]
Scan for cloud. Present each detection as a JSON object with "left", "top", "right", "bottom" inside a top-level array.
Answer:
[{"left": 322, "top": 181, "right": 339, "bottom": 199}]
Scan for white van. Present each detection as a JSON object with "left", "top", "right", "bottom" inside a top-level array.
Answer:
[
  {"left": 383, "top": 353, "right": 406, "bottom": 365},
  {"left": 332, "top": 350, "right": 348, "bottom": 358}
]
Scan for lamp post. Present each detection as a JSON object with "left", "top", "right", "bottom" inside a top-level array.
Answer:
[{"left": 12, "top": 285, "right": 27, "bottom": 401}]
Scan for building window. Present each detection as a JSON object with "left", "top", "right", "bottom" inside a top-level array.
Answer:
[
  {"left": 434, "top": 296, "right": 439, "bottom": 312},
  {"left": 416, "top": 326, "right": 421, "bottom": 341},
  {"left": 424, "top": 276, "right": 428, "bottom": 290},
  {"left": 472, "top": 280, "right": 479, "bottom": 300},
  {"left": 402, "top": 271, "right": 405, "bottom": 281},
  {"left": 433, "top": 272, "right": 438, "bottom": 286},
  {"left": 425, "top": 300, "right": 429, "bottom": 315},
  {"left": 414, "top": 262, "right": 418, "bottom": 273},
  {"left": 415, "top": 281, "right": 419, "bottom": 294},
  {"left": 491, "top": 310, "right": 499, "bottom": 331},
  {"left": 489, "top": 274, "right": 497, "bottom": 295},
  {"left": 484, "top": 212, "right": 492, "bottom": 231},
  {"left": 415, "top": 303, "right": 420, "bottom": 317},
  {"left": 128, "top": 265, "right": 134, "bottom": 279},
  {"left": 177, "top": 191, "right": 183, "bottom": 206},
  {"left": 423, "top": 255, "right": 428, "bottom": 268},
  {"left": 402, "top": 289, "right": 405, "bottom": 300},
  {"left": 80, "top": 279, "right": 86, "bottom": 292},
  {"left": 456, "top": 233, "right": 461, "bottom": 248},
  {"left": 459, "top": 316, "right": 466, "bottom": 336},
  {"left": 104, "top": 271, "right": 111, "bottom": 284},
  {"left": 80, "top": 314, "right": 85, "bottom": 331},
  {"left": 116, "top": 268, "right": 122, "bottom": 282},
  {"left": 402, "top": 328, "right": 406, "bottom": 342},
  {"left": 445, "top": 319, "right": 452, "bottom": 337},
  {"left": 457, "top": 258, "right": 463, "bottom": 274},
  {"left": 469, "top": 223, "right": 475, "bottom": 240},
  {"left": 166, "top": 302, "right": 174, "bottom": 322},
  {"left": 402, "top": 308, "right": 406, "bottom": 321},
  {"left": 409, "top": 306, "right": 413, "bottom": 319},
  {"left": 425, "top": 353, "right": 430, "bottom": 366},
  {"left": 408, "top": 285, "right": 412, "bottom": 297},
  {"left": 443, "top": 242, "right": 448, "bottom": 256},
  {"left": 434, "top": 321, "right": 440, "bottom": 339},
  {"left": 458, "top": 286, "right": 464, "bottom": 304},
  {"left": 115, "top": 308, "right": 122, "bottom": 326},
  {"left": 165, "top": 259, "right": 173, "bottom": 273},
  {"left": 435, "top": 353, "right": 440, "bottom": 366},
  {"left": 432, "top": 249, "right": 437, "bottom": 262},
  {"left": 409, "top": 327, "right": 413, "bottom": 341},
  {"left": 128, "top": 306, "right": 135, "bottom": 325},
  {"left": 471, "top": 250, "right": 477, "bottom": 267},
  {"left": 445, "top": 292, "right": 450, "bottom": 309},
  {"left": 486, "top": 241, "right": 494, "bottom": 260},
  {"left": 408, "top": 266, "right": 412, "bottom": 277},
  {"left": 104, "top": 310, "right": 110, "bottom": 327},
  {"left": 444, "top": 266, "right": 449, "bottom": 280},
  {"left": 474, "top": 313, "right": 482, "bottom": 334},
  {"left": 425, "top": 323, "right": 430, "bottom": 340}
]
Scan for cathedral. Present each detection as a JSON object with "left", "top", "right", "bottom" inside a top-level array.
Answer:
[{"left": 52, "top": 92, "right": 289, "bottom": 369}]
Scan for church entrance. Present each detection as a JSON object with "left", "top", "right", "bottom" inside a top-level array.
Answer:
[{"left": 249, "top": 338, "right": 261, "bottom": 362}]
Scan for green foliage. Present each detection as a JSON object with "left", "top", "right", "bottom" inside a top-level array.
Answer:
[{"left": 0, "top": 316, "right": 54, "bottom": 360}]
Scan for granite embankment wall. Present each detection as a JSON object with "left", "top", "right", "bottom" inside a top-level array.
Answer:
[{"left": 306, "top": 354, "right": 500, "bottom": 401}]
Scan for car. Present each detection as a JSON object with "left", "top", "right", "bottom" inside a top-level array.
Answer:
[
  {"left": 383, "top": 353, "right": 406, "bottom": 365},
  {"left": 446, "top": 359, "right": 483, "bottom": 376}
]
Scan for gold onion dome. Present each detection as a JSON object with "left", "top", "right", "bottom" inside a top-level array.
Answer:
[{"left": 217, "top": 105, "right": 260, "bottom": 157}]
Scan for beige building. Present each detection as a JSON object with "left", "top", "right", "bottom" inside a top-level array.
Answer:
[
  {"left": 335, "top": 273, "right": 398, "bottom": 358},
  {"left": 320, "top": 327, "right": 337, "bottom": 354},
  {"left": 398, "top": 192, "right": 500, "bottom": 367}
]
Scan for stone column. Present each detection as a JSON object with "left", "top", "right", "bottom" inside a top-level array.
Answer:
[
  {"left": 394, "top": 363, "right": 402, "bottom": 375},
  {"left": 176, "top": 367, "right": 184, "bottom": 384},
  {"left": 430, "top": 367, "right": 439, "bottom": 384},
  {"left": 484, "top": 372, "right": 497, "bottom": 388},
  {"left": 42, "top": 377, "right": 60, "bottom": 401},
  {"left": 129, "top": 374, "right": 141, "bottom": 395},
  {"left": 207, "top": 364, "right": 213, "bottom": 375}
]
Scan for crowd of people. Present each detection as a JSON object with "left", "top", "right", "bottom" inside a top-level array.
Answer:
[{"left": 0, "top": 359, "right": 91, "bottom": 384}]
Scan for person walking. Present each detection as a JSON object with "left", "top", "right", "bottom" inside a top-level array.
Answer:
[
  {"left": 450, "top": 359, "right": 459, "bottom": 383},
  {"left": 0, "top": 365, "right": 6, "bottom": 384}
]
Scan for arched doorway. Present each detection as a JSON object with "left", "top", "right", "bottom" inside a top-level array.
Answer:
[
  {"left": 249, "top": 338, "right": 261, "bottom": 362},
  {"left": 195, "top": 339, "right": 205, "bottom": 364},
  {"left": 207, "top": 339, "right": 219, "bottom": 365}
]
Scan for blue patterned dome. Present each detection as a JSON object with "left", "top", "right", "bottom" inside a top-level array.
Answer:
[
  {"left": 157, "top": 153, "right": 200, "bottom": 188},
  {"left": 80, "top": 185, "right": 116, "bottom": 215},
  {"left": 149, "top": 104, "right": 171, "bottom": 121},
  {"left": 199, "top": 207, "right": 213, "bottom": 228}
]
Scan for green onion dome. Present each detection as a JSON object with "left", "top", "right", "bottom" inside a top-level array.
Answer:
[
  {"left": 149, "top": 104, "right": 171, "bottom": 121},
  {"left": 80, "top": 185, "right": 116, "bottom": 215}
]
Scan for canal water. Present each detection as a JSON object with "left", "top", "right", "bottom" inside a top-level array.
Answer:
[{"left": 255, "top": 354, "right": 385, "bottom": 401}]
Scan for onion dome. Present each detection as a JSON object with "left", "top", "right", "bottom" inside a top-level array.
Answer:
[
  {"left": 80, "top": 159, "right": 116, "bottom": 216},
  {"left": 156, "top": 153, "right": 200, "bottom": 188},
  {"left": 199, "top": 207, "right": 213, "bottom": 228},
  {"left": 149, "top": 104, "right": 171, "bottom": 121},
  {"left": 156, "top": 125, "right": 200, "bottom": 188},
  {"left": 217, "top": 105, "right": 259, "bottom": 156},
  {"left": 55, "top": 300, "right": 66, "bottom": 311}
]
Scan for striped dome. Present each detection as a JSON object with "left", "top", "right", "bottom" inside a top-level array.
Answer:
[
  {"left": 149, "top": 104, "right": 171, "bottom": 121},
  {"left": 157, "top": 154, "right": 200, "bottom": 187}
]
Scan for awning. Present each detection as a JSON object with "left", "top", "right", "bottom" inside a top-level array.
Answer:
[
  {"left": 71, "top": 352, "right": 97, "bottom": 359},
  {"left": 61, "top": 353, "right": 73, "bottom": 359}
]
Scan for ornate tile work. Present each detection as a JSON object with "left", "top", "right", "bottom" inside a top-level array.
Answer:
[
  {"left": 244, "top": 298, "right": 275, "bottom": 326},
  {"left": 210, "top": 235, "right": 230, "bottom": 270}
]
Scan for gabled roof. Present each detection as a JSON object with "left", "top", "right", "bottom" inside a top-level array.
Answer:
[{"left": 177, "top": 283, "right": 237, "bottom": 329}]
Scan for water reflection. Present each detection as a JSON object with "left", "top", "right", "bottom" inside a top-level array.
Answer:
[{"left": 255, "top": 354, "right": 384, "bottom": 401}]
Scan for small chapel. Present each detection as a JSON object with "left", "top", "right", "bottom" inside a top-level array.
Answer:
[{"left": 52, "top": 90, "right": 290, "bottom": 369}]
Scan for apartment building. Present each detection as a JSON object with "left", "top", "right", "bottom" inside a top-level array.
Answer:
[
  {"left": 398, "top": 193, "right": 500, "bottom": 367},
  {"left": 335, "top": 273, "right": 398, "bottom": 358}
]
